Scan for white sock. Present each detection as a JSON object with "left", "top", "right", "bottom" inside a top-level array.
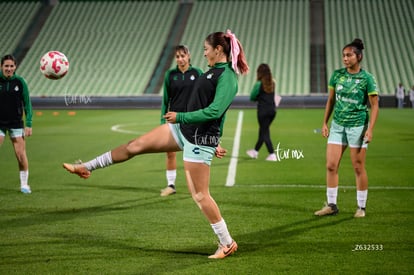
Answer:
[
  {"left": 20, "top": 170, "right": 29, "bottom": 187},
  {"left": 83, "top": 151, "right": 113, "bottom": 171},
  {"left": 211, "top": 219, "right": 232, "bottom": 246},
  {"left": 357, "top": 190, "right": 368, "bottom": 208},
  {"left": 327, "top": 187, "right": 338, "bottom": 205},
  {"left": 166, "top": 169, "right": 176, "bottom": 187}
]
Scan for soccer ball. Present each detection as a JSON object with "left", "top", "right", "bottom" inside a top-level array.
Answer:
[{"left": 40, "top": 51, "right": 69, "bottom": 80}]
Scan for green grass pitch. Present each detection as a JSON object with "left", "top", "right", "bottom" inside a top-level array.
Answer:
[{"left": 1, "top": 108, "right": 413, "bottom": 274}]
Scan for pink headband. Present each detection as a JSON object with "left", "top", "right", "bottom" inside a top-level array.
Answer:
[{"left": 226, "top": 29, "right": 240, "bottom": 74}]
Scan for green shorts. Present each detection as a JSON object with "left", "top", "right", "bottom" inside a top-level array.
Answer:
[
  {"left": 169, "top": 123, "right": 215, "bottom": 166},
  {"left": 328, "top": 120, "right": 368, "bottom": 148},
  {"left": 0, "top": 128, "right": 24, "bottom": 138}
]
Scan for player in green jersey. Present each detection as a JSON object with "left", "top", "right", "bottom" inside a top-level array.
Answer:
[
  {"left": 314, "top": 39, "right": 379, "bottom": 218},
  {"left": 0, "top": 54, "right": 33, "bottom": 194},
  {"left": 63, "top": 30, "right": 249, "bottom": 259}
]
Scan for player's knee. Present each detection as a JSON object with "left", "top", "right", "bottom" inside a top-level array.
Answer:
[
  {"left": 194, "top": 192, "right": 205, "bottom": 202},
  {"left": 192, "top": 192, "right": 205, "bottom": 209},
  {"left": 353, "top": 163, "right": 365, "bottom": 175},
  {"left": 126, "top": 138, "right": 145, "bottom": 156},
  {"left": 326, "top": 162, "right": 338, "bottom": 173}
]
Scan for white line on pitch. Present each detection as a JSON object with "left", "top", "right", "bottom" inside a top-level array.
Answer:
[
  {"left": 111, "top": 123, "right": 147, "bottom": 135},
  {"left": 232, "top": 184, "right": 414, "bottom": 190},
  {"left": 225, "top": 111, "right": 243, "bottom": 187}
]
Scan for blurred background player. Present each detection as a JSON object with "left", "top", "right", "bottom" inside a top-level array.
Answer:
[
  {"left": 0, "top": 54, "right": 33, "bottom": 194},
  {"left": 160, "top": 45, "right": 203, "bottom": 196},
  {"left": 315, "top": 39, "right": 379, "bottom": 218},
  {"left": 395, "top": 83, "right": 405, "bottom": 108},
  {"left": 246, "top": 63, "right": 278, "bottom": 161},
  {"left": 409, "top": 85, "right": 414, "bottom": 108}
]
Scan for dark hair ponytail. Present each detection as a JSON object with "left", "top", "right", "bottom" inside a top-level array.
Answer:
[{"left": 343, "top": 38, "right": 364, "bottom": 62}]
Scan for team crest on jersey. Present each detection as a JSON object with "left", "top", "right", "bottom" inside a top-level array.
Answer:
[
  {"left": 14, "top": 85, "right": 19, "bottom": 92},
  {"left": 190, "top": 75, "right": 195, "bottom": 81},
  {"left": 207, "top": 73, "right": 213, "bottom": 79}
]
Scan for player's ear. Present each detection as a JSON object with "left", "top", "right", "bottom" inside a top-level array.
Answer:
[{"left": 215, "top": 45, "right": 223, "bottom": 55}]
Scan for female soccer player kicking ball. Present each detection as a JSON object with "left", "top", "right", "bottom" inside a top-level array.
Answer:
[{"left": 63, "top": 30, "right": 249, "bottom": 259}]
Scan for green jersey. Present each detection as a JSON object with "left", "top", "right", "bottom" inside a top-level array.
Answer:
[
  {"left": 176, "top": 62, "right": 238, "bottom": 147},
  {"left": 328, "top": 68, "right": 378, "bottom": 127},
  {"left": 0, "top": 72, "right": 32, "bottom": 128}
]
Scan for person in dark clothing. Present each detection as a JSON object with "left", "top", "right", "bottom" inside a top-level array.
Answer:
[
  {"left": 0, "top": 54, "right": 33, "bottom": 193},
  {"left": 246, "top": 63, "right": 277, "bottom": 161},
  {"left": 160, "top": 45, "right": 203, "bottom": 196}
]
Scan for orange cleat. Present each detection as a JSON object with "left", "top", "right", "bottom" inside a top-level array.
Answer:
[
  {"left": 63, "top": 163, "right": 91, "bottom": 179},
  {"left": 208, "top": 240, "right": 238, "bottom": 259}
]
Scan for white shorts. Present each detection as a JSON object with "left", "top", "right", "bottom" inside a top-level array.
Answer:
[
  {"left": 328, "top": 121, "right": 368, "bottom": 148},
  {"left": 0, "top": 128, "right": 24, "bottom": 138},
  {"left": 168, "top": 123, "right": 215, "bottom": 166}
]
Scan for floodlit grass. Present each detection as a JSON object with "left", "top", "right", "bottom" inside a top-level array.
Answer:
[{"left": 1, "top": 108, "right": 413, "bottom": 274}]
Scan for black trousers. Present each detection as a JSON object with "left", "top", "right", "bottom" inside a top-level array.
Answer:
[{"left": 254, "top": 108, "right": 276, "bottom": 154}]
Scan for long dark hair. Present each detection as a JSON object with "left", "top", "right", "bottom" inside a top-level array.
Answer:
[{"left": 257, "top": 63, "right": 274, "bottom": 93}]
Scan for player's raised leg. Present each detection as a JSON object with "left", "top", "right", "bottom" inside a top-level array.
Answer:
[{"left": 63, "top": 124, "right": 180, "bottom": 178}]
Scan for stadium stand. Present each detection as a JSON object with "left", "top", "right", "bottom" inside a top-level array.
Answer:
[
  {"left": 177, "top": 0, "right": 310, "bottom": 96},
  {"left": 0, "top": 1, "right": 41, "bottom": 56},
  {"left": 325, "top": 0, "right": 414, "bottom": 96},
  {"left": 17, "top": 0, "right": 310, "bottom": 98},
  {"left": 18, "top": 0, "right": 179, "bottom": 97},
  {"left": 3, "top": 0, "right": 413, "bottom": 108}
]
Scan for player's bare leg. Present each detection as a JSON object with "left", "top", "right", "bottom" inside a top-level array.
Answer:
[
  {"left": 160, "top": 151, "right": 177, "bottom": 196},
  {"left": 350, "top": 147, "right": 368, "bottom": 217},
  {"left": 11, "top": 136, "right": 31, "bottom": 193},
  {"left": 315, "top": 144, "right": 346, "bottom": 216},
  {"left": 184, "top": 161, "right": 237, "bottom": 258},
  {"left": 63, "top": 124, "right": 180, "bottom": 178}
]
